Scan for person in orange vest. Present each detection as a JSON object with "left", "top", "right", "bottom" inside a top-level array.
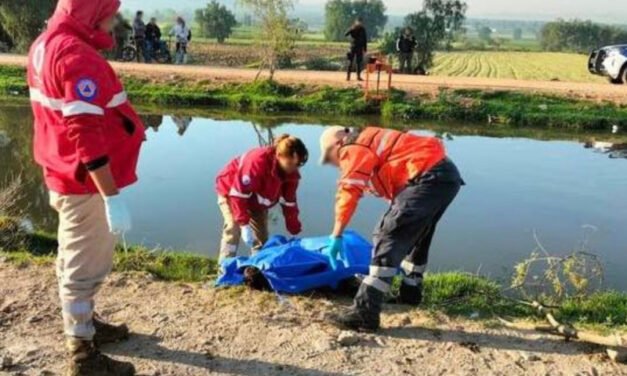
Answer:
[{"left": 320, "top": 126, "right": 464, "bottom": 331}]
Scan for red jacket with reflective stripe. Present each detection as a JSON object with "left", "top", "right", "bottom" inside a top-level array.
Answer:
[
  {"left": 216, "top": 147, "right": 301, "bottom": 229},
  {"left": 27, "top": 0, "right": 145, "bottom": 195},
  {"left": 335, "top": 127, "right": 446, "bottom": 226}
]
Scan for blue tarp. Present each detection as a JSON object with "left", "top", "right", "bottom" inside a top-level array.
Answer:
[{"left": 215, "top": 230, "right": 372, "bottom": 294}]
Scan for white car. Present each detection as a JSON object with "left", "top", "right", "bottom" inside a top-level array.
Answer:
[{"left": 589, "top": 45, "right": 627, "bottom": 84}]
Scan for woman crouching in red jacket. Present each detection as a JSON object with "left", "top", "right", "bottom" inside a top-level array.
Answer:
[{"left": 216, "top": 135, "right": 309, "bottom": 262}]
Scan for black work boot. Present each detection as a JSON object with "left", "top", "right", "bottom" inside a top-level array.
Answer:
[
  {"left": 93, "top": 314, "right": 130, "bottom": 347},
  {"left": 346, "top": 71, "right": 352, "bottom": 81},
  {"left": 398, "top": 281, "right": 423, "bottom": 306},
  {"left": 332, "top": 305, "right": 380, "bottom": 332},
  {"left": 66, "top": 338, "right": 135, "bottom": 376}
]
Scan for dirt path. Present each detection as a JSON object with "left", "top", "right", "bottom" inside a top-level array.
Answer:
[
  {"left": 1, "top": 262, "right": 625, "bottom": 376},
  {"left": 3, "top": 53, "right": 627, "bottom": 104}
]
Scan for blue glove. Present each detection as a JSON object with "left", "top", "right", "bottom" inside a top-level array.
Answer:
[
  {"left": 103, "top": 194, "right": 131, "bottom": 235},
  {"left": 327, "top": 236, "right": 345, "bottom": 270}
]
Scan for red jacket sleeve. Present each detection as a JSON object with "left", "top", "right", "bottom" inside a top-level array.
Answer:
[
  {"left": 281, "top": 173, "right": 301, "bottom": 235},
  {"left": 227, "top": 151, "right": 263, "bottom": 225},
  {"left": 59, "top": 53, "right": 112, "bottom": 169}
]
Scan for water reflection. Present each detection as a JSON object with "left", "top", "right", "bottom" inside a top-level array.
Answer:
[
  {"left": 584, "top": 140, "right": 627, "bottom": 159},
  {"left": 2, "top": 104, "right": 627, "bottom": 289}
]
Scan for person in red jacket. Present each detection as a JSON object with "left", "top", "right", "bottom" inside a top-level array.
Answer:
[
  {"left": 27, "top": 0, "right": 144, "bottom": 374},
  {"left": 216, "top": 135, "right": 309, "bottom": 262}
]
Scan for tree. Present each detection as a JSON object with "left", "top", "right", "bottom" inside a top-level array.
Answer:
[
  {"left": 324, "top": 0, "right": 387, "bottom": 42},
  {"left": 195, "top": 1, "right": 237, "bottom": 43},
  {"left": 0, "top": 0, "right": 57, "bottom": 52},
  {"left": 540, "top": 19, "right": 627, "bottom": 53},
  {"left": 513, "top": 28, "right": 523, "bottom": 40},
  {"left": 478, "top": 26, "right": 492, "bottom": 42},
  {"left": 404, "top": 0, "right": 468, "bottom": 71},
  {"left": 238, "top": 0, "right": 299, "bottom": 80}
]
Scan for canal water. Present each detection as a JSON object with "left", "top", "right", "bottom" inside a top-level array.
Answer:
[{"left": 1, "top": 104, "right": 626, "bottom": 288}]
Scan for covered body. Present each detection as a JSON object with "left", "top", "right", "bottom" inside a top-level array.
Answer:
[{"left": 216, "top": 231, "right": 372, "bottom": 294}]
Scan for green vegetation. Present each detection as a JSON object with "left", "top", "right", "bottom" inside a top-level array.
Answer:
[
  {"left": 541, "top": 19, "right": 627, "bottom": 54},
  {"left": 324, "top": 0, "right": 388, "bottom": 41},
  {"left": 195, "top": 0, "right": 238, "bottom": 44},
  {"left": 431, "top": 51, "right": 601, "bottom": 82},
  {"left": 0, "top": 0, "right": 55, "bottom": 51},
  {"left": 2, "top": 64, "right": 626, "bottom": 131}
]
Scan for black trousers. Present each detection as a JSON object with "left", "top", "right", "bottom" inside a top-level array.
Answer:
[
  {"left": 354, "top": 158, "right": 463, "bottom": 317},
  {"left": 347, "top": 50, "right": 364, "bottom": 78}
]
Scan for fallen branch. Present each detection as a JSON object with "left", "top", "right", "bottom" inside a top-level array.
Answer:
[{"left": 497, "top": 300, "right": 627, "bottom": 362}]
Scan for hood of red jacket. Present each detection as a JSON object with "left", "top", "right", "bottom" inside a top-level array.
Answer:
[{"left": 47, "top": 0, "right": 120, "bottom": 50}]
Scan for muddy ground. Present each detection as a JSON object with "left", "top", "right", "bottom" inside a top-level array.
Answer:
[
  {"left": 1, "top": 262, "right": 626, "bottom": 376},
  {"left": 3, "top": 54, "right": 627, "bottom": 104}
]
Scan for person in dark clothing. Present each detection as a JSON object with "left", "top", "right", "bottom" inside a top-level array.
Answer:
[
  {"left": 396, "top": 27, "right": 417, "bottom": 74},
  {"left": 345, "top": 17, "right": 368, "bottom": 81},
  {"left": 113, "top": 13, "right": 132, "bottom": 61},
  {"left": 133, "top": 10, "right": 147, "bottom": 62},
  {"left": 145, "top": 17, "right": 161, "bottom": 62}
]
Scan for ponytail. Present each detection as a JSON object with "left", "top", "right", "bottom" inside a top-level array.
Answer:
[{"left": 274, "top": 134, "right": 309, "bottom": 166}]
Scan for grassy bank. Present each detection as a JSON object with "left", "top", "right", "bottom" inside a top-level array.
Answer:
[
  {"left": 1, "top": 217, "right": 626, "bottom": 329},
  {"left": 2, "top": 64, "right": 626, "bottom": 131}
]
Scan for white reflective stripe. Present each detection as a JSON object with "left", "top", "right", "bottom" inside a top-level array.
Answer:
[
  {"left": 106, "top": 91, "right": 127, "bottom": 108},
  {"left": 363, "top": 276, "right": 391, "bottom": 293},
  {"left": 340, "top": 178, "right": 368, "bottom": 187},
  {"left": 229, "top": 187, "right": 252, "bottom": 199},
  {"left": 377, "top": 130, "right": 392, "bottom": 157},
  {"left": 401, "top": 260, "right": 426, "bottom": 275},
  {"left": 62, "top": 301, "right": 92, "bottom": 315},
  {"left": 238, "top": 152, "right": 249, "bottom": 169},
  {"left": 279, "top": 197, "right": 297, "bottom": 207},
  {"left": 257, "top": 194, "right": 274, "bottom": 206},
  {"left": 369, "top": 265, "right": 397, "bottom": 278},
  {"left": 29, "top": 88, "right": 63, "bottom": 110},
  {"left": 62, "top": 101, "right": 104, "bottom": 117},
  {"left": 403, "top": 276, "right": 421, "bottom": 286}
]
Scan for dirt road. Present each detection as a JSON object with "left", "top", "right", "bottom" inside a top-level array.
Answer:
[
  {"left": 1, "top": 262, "right": 625, "bottom": 376},
  {"left": 3, "top": 53, "right": 627, "bottom": 104}
]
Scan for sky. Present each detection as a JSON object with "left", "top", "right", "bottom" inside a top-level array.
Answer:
[{"left": 121, "top": 0, "right": 627, "bottom": 23}]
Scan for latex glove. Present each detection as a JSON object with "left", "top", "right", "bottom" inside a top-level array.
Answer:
[
  {"left": 327, "top": 236, "right": 345, "bottom": 270},
  {"left": 241, "top": 225, "right": 255, "bottom": 247},
  {"left": 103, "top": 194, "right": 131, "bottom": 235},
  {"left": 285, "top": 215, "right": 302, "bottom": 236}
]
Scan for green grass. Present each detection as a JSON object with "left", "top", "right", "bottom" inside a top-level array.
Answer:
[
  {"left": 3, "top": 64, "right": 627, "bottom": 131},
  {"left": 431, "top": 51, "right": 601, "bottom": 83}
]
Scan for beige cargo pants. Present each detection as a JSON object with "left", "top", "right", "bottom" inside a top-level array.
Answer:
[
  {"left": 50, "top": 192, "right": 117, "bottom": 340},
  {"left": 217, "top": 196, "right": 268, "bottom": 261}
]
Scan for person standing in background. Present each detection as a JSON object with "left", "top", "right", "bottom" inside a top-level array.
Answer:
[
  {"left": 132, "top": 10, "right": 146, "bottom": 62},
  {"left": 345, "top": 17, "right": 368, "bottom": 82},
  {"left": 169, "top": 16, "right": 190, "bottom": 64},
  {"left": 27, "top": 0, "right": 145, "bottom": 373},
  {"left": 113, "top": 13, "right": 131, "bottom": 61},
  {"left": 145, "top": 17, "right": 161, "bottom": 62},
  {"left": 396, "top": 27, "right": 417, "bottom": 74}
]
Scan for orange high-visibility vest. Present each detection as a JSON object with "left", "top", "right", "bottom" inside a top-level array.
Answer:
[{"left": 335, "top": 127, "right": 446, "bottom": 226}]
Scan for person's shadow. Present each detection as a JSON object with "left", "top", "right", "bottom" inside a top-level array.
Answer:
[
  {"left": 105, "top": 333, "right": 349, "bottom": 376},
  {"left": 380, "top": 324, "right": 600, "bottom": 356}
]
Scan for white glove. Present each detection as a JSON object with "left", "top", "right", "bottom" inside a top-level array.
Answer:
[
  {"left": 241, "top": 225, "right": 255, "bottom": 247},
  {"left": 103, "top": 193, "right": 132, "bottom": 235}
]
